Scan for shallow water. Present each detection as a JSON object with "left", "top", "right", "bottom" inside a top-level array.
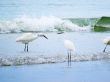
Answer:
[
  {"left": 0, "top": 60, "right": 110, "bottom": 82},
  {"left": 0, "top": 32, "right": 110, "bottom": 66},
  {"left": 0, "top": 32, "right": 110, "bottom": 56},
  {"left": 0, "top": 32, "right": 110, "bottom": 81}
]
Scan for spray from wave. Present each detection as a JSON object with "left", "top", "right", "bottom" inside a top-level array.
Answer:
[{"left": 0, "top": 16, "right": 91, "bottom": 33}]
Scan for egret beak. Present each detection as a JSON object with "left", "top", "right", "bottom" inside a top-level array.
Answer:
[
  {"left": 43, "top": 35, "right": 48, "bottom": 39},
  {"left": 57, "top": 31, "right": 64, "bottom": 34},
  {"left": 38, "top": 34, "right": 48, "bottom": 39}
]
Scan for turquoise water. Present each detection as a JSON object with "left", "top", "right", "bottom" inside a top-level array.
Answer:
[{"left": 0, "top": 0, "right": 110, "bottom": 19}]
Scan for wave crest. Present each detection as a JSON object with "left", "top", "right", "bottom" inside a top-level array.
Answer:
[{"left": 0, "top": 16, "right": 90, "bottom": 33}]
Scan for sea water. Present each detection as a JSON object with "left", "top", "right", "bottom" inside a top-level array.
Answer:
[
  {"left": 0, "top": 60, "right": 110, "bottom": 82},
  {"left": 0, "top": 0, "right": 110, "bottom": 19}
]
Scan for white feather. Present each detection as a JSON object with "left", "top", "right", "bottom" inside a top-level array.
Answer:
[
  {"left": 64, "top": 39, "right": 75, "bottom": 51},
  {"left": 16, "top": 33, "right": 38, "bottom": 44}
]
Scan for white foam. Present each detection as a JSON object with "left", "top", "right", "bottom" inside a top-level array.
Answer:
[
  {"left": 0, "top": 53, "right": 110, "bottom": 66},
  {"left": 0, "top": 16, "right": 90, "bottom": 33}
]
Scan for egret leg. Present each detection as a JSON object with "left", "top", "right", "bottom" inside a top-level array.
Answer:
[
  {"left": 68, "top": 51, "right": 71, "bottom": 66},
  {"left": 24, "top": 43, "right": 26, "bottom": 52},
  {"left": 67, "top": 51, "right": 72, "bottom": 67},
  {"left": 26, "top": 43, "right": 28, "bottom": 52},
  {"left": 67, "top": 51, "right": 69, "bottom": 66},
  {"left": 103, "top": 44, "right": 108, "bottom": 52}
]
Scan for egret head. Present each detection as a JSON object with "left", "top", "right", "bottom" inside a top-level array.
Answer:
[
  {"left": 103, "top": 36, "right": 110, "bottom": 44},
  {"left": 16, "top": 38, "right": 20, "bottom": 42}
]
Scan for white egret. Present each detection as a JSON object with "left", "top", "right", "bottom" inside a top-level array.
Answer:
[
  {"left": 16, "top": 33, "right": 48, "bottom": 52},
  {"left": 64, "top": 39, "right": 75, "bottom": 65},
  {"left": 103, "top": 36, "right": 110, "bottom": 52}
]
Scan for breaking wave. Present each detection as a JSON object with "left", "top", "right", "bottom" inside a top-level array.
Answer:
[
  {"left": 0, "top": 16, "right": 91, "bottom": 33},
  {"left": 0, "top": 53, "right": 110, "bottom": 66}
]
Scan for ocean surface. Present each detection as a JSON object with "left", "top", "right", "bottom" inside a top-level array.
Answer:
[{"left": 0, "top": 0, "right": 110, "bottom": 19}]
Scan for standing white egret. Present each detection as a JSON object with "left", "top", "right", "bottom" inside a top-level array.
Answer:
[
  {"left": 103, "top": 36, "right": 110, "bottom": 52},
  {"left": 64, "top": 39, "right": 75, "bottom": 65},
  {"left": 16, "top": 33, "right": 48, "bottom": 52}
]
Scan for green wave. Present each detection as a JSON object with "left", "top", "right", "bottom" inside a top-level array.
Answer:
[
  {"left": 65, "top": 18, "right": 98, "bottom": 27},
  {"left": 94, "top": 16, "right": 110, "bottom": 32}
]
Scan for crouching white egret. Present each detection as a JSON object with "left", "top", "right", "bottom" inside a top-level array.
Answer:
[
  {"left": 103, "top": 36, "right": 110, "bottom": 52},
  {"left": 16, "top": 33, "right": 48, "bottom": 52},
  {"left": 64, "top": 39, "right": 75, "bottom": 66}
]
